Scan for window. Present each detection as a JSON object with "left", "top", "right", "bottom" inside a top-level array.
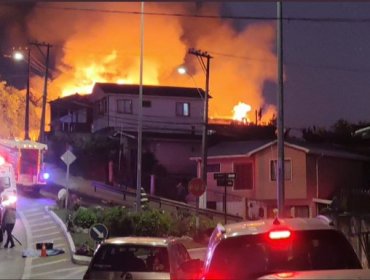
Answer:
[
  {"left": 143, "top": 100, "right": 151, "bottom": 108},
  {"left": 207, "top": 163, "right": 220, "bottom": 173},
  {"left": 176, "top": 102, "right": 190, "bottom": 117},
  {"left": 95, "top": 98, "right": 107, "bottom": 115},
  {"left": 234, "top": 163, "right": 253, "bottom": 190},
  {"left": 270, "top": 159, "right": 292, "bottom": 181},
  {"left": 117, "top": 99, "right": 133, "bottom": 114}
]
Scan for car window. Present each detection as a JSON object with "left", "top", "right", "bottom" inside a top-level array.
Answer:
[
  {"left": 91, "top": 244, "right": 169, "bottom": 272},
  {"left": 206, "top": 229, "right": 361, "bottom": 279}
]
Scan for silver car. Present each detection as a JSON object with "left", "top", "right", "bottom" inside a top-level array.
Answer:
[{"left": 83, "top": 236, "right": 203, "bottom": 280}]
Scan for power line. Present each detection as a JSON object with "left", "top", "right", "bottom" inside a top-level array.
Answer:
[{"left": 30, "top": 4, "right": 370, "bottom": 23}]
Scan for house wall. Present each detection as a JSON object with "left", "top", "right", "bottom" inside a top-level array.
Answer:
[
  {"left": 148, "top": 139, "right": 200, "bottom": 175},
  {"left": 255, "top": 145, "right": 307, "bottom": 200},
  {"left": 90, "top": 91, "right": 204, "bottom": 135},
  {"left": 306, "top": 154, "right": 368, "bottom": 216}
]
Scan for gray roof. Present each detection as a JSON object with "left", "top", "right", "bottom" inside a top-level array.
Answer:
[
  {"left": 93, "top": 83, "right": 207, "bottom": 99},
  {"left": 207, "top": 140, "right": 273, "bottom": 158},
  {"left": 203, "top": 140, "right": 370, "bottom": 161}
]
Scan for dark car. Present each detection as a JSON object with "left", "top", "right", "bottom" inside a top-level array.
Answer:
[{"left": 201, "top": 216, "right": 362, "bottom": 280}]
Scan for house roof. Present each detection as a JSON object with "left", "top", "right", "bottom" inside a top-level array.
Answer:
[
  {"left": 49, "top": 93, "right": 92, "bottom": 108},
  {"left": 93, "top": 83, "right": 207, "bottom": 99},
  {"left": 198, "top": 140, "right": 370, "bottom": 161}
]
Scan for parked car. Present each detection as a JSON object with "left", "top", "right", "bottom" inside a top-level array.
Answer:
[
  {"left": 83, "top": 236, "right": 203, "bottom": 280},
  {"left": 258, "top": 269, "right": 370, "bottom": 279},
  {"left": 200, "top": 216, "right": 362, "bottom": 280}
]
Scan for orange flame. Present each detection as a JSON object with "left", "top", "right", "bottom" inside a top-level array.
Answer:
[
  {"left": 233, "top": 102, "right": 252, "bottom": 123},
  {"left": 23, "top": 2, "right": 278, "bottom": 131}
]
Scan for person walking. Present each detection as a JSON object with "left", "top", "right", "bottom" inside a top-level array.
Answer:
[{"left": 2, "top": 203, "right": 16, "bottom": 248}]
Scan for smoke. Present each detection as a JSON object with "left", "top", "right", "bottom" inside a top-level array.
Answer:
[{"left": 22, "top": 2, "right": 277, "bottom": 123}]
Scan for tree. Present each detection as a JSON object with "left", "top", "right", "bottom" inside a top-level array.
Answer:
[{"left": 0, "top": 82, "right": 39, "bottom": 139}]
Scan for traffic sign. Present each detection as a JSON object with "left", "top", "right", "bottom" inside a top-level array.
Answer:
[
  {"left": 213, "top": 172, "right": 236, "bottom": 180},
  {"left": 61, "top": 150, "right": 76, "bottom": 165},
  {"left": 217, "top": 179, "right": 234, "bottom": 187},
  {"left": 188, "top": 178, "right": 206, "bottom": 197},
  {"left": 89, "top": 223, "right": 109, "bottom": 241}
]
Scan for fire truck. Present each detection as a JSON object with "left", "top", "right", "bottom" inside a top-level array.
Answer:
[{"left": 0, "top": 139, "right": 49, "bottom": 192}]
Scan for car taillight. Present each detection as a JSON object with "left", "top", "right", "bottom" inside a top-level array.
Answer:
[
  {"left": 269, "top": 229, "right": 291, "bottom": 240},
  {"left": 267, "top": 228, "right": 293, "bottom": 251}
]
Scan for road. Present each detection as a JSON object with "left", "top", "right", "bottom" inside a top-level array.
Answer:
[
  {"left": 0, "top": 185, "right": 207, "bottom": 279},
  {"left": 0, "top": 191, "right": 87, "bottom": 279}
]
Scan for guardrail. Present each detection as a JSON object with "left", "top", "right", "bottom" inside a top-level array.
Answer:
[{"left": 92, "top": 181, "right": 243, "bottom": 224}]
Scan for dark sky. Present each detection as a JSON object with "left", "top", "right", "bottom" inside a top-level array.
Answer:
[
  {"left": 1, "top": 2, "right": 370, "bottom": 130},
  {"left": 224, "top": 2, "right": 370, "bottom": 130}
]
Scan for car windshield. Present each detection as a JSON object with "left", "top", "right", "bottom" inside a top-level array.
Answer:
[
  {"left": 91, "top": 244, "right": 169, "bottom": 272},
  {"left": 206, "top": 229, "right": 361, "bottom": 279}
]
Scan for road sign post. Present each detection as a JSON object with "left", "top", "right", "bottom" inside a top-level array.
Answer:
[
  {"left": 89, "top": 223, "right": 109, "bottom": 244},
  {"left": 188, "top": 178, "right": 206, "bottom": 232},
  {"left": 213, "top": 173, "right": 236, "bottom": 224},
  {"left": 60, "top": 150, "right": 76, "bottom": 210}
]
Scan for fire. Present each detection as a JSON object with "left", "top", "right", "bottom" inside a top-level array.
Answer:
[
  {"left": 233, "top": 102, "right": 252, "bottom": 123},
  {"left": 60, "top": 51, "right": 152, "bottom": 97},
  {"left": 15, "top": 2, "right": 279, "bottom": 136}
]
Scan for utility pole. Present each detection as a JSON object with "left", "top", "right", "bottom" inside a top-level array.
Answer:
[
  {"left": 37, "top": 42, "right": 52, "bottom": 144},
  {"left": 25, "top": 46, "right": 31, "bottom": 140},
  {"left": 277, "top": 1, "right": 285, "bottom": 217},
  {"left": 188, "top": 48, "right": 212, "bottom": 209},
  {"left": 136, "top": 1, "right": 145, "bottom": 212}
]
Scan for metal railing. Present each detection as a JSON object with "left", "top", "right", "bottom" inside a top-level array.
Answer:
[{"left": 92, "top": 181, "right": 243, "bottom": 224}]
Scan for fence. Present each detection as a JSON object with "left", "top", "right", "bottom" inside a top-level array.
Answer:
[{"left": 92, "top": 181, "right": 243, "bottom": 224}]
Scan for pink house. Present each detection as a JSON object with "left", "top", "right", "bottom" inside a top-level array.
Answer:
[{"left": 193, "top": 140, "right": 370, "bottom": 219}]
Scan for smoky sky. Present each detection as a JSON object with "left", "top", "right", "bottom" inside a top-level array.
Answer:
[{"left": 1, "top": 2, "right": 370, "bottom": 130}]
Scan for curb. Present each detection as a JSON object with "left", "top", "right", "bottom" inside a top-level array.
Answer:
[{"left": 44, "top": 206, "right": 91, "bottom": 265}]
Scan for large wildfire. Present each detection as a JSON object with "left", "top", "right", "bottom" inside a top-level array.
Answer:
[{"left": 2, "top": 2, "right": 278, "bottom": 137}]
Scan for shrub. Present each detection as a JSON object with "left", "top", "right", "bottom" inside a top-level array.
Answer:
[
  {"left": 103, "top": 207, "right": 137, "bottom": 237},
  {"left": 133, "top": 209, "right": 172, "bottom": 237},
  {"left": 73, "top": 207, "right": 98, "bottom": 228}
]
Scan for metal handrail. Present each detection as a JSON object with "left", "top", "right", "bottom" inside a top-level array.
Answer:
[{"left": 92, "top": 181, "right": 243, "bottom": 223}]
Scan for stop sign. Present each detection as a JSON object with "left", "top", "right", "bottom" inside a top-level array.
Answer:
[{"left": 188, "top": 178, "right": 206, "bottom": 197}]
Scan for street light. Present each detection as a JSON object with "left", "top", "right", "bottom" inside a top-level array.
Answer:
[
  {"left": 12, "top": 48, "right": 31, "bottom": 140},
  {"left": 12, "top": 42, "right": 51, "bottom": 143}
]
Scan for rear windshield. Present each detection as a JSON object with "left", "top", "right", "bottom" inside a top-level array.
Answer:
[
  {"left": 206, "top": 229, "right": 361, "bottom": 279},
  {"left": 91, "top": 244, "right": 169, "bottom": 272}
]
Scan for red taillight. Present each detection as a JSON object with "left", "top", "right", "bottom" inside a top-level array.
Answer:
[
  {"left": 269, "top": 229, "right": 291, "bottom": 240},
  {"left": 267, "top": 228, "right": 293, "bottom": 251}
]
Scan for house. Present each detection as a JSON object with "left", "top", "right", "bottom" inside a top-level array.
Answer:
[
  {"left": 49, "top": 93, "right": 93, "bottom": 134},
  {"left": 192, "top": 140, "right": 370, "bottom": 219},
  {"left": 49, "top": 83, "right": 207, "bottom": 192}
]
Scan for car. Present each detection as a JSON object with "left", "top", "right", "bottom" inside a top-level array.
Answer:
[
  {"left": 82, "top": 236, "right": 203, "bottom": 280},
  {"left": 201, "top": 216, "right": 362, "bottom": 280},
  {"left": 258, "top": 269, "right": 370, "bottom": 279}
]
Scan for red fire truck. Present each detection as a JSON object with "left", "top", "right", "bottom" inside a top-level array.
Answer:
[{"left": 0, "top": 139, "right": 49, "bottom": 192}]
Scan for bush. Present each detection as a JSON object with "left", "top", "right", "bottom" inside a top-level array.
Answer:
[
  {"left": 133, "top": 209, "right": 172, "bottom": 237},
  {"left": 73, "top": 207, "right": 98, "bottom": 228},
  {"left": 102, "top": 207, "right": 134, "bottom": 237}
]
